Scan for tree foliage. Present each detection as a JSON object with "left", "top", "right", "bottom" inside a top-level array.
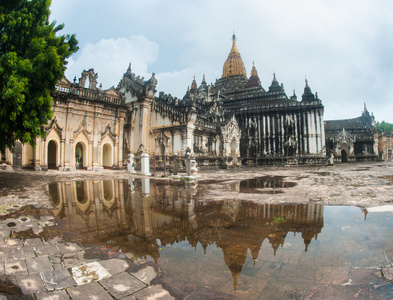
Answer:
[
  {"left": 0, "top": 0, "right": 78, "bottom": 151},
  {"left": 376, "top": 121, "right": 393, "bottom": 133}
]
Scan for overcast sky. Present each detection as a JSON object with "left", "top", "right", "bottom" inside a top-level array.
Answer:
[{"left": 50, "top": 0, "right": 393, "bottom": 122}]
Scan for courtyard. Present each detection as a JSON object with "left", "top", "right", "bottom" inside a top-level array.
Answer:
[{"left": 1, "top": 161, "right": 393, "bottom": 299}]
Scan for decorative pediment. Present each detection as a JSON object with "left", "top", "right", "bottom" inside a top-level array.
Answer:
[
  {"left": 46, "top": 116, "right": 64, "bottom": 138},
  {"left": 73, "top": 122, "right": 92, "bottom": 140},
  {"left": 101, "top": 124, "right": 117, "bottom": 142},
  {"left": 223, "top": 115, "right": 241, "bottom": 141},
  {"left": 58, "top": 76, "right": 72, "bottom": 86},
  {"left": 155, "top": 132, "right": 169, "bottom": 147},
  {"left": 334, "top": 128, "right": 355, "bottom": 146}
]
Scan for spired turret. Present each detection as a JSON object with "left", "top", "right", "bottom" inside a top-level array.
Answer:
[
  {"left": 190, "top": 76, "right": 198, "bottom": 95},
  {"left": 247, "top": 62, "right": 262, "bottom": 88},
  {"left": 222, "top": 34, "right": 247, "bottom": 78},
  {"left": 301, "top": 79, "right": 316, "bottom": 102}
]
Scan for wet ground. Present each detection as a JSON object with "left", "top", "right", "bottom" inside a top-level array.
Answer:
[{"left": 1, "top": 161, "right": 393, "bottom": 299}]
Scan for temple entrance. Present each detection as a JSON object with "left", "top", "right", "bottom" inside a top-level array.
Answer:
[
  {"left": 47, "top": 140, "right": 57, "bottom": 169},
  {"left": 341, "top": 143, "right": 349, "bottom": 163},
  {"left": 160, "top": 143, "right": 165, "bottom": 156},
  {"left": 231, "top": 138, "right": 237, "bottom": 162},
  {"left": 13, "top": 142, "right": 22, "bottom": 169},
  {"left": 285, "top": 146, "right": 295, "bottom": 157},
  {"left": 75, "top": 142, "right": 84, "bottom": 169},
  {"left": 341, "top": 150, "right": 348, "bottom": 163},
  {"left": 102, "top": 143, "right": 112, "bottom": 168}
]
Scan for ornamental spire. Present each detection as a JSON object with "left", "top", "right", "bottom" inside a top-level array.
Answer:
[{"left": 222, "top": 33, "right": 247, "bottom": 78}]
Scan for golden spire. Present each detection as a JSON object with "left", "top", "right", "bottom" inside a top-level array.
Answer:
[
  {"left": 250, "top": 62, "right": 258, "bottom": 77},
  {"left": 191, "top": 76, "right": 197, "bottom": 90},
  {"left": 222, "top": 33, "right": 247, "bottom": 78}
]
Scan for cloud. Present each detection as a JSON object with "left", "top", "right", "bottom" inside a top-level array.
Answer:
[
  {"left": 65, "top": 35, "right": 159, "bottom": 89},
  {"left": 156, "top": 68, "right": 195, "bottom": 98},
  {"left": 52, "top": 0, "right": 393, "bottom": 123}
]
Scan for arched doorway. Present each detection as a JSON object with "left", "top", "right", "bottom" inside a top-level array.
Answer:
[
  {"left": 160, "top": 143, "right": 165, "bottom": 156},
  {"left": 47, "top": 141, "right": 57, "bottom": 169},
  {"left": 341, "top": 150, "right": 348, "bottom": 163},
  {"left": 341, "top": 143, "right": 349, "bottom": 163},
  {"left": 76, "top": 181, "right": 88, "bottom": 204},
  {"left": 103, "top": 180, "right": 114, "bottom": 201},
  {"left": 75, "top": 142, "right": 84, "bottom": 169},
  {"left": 285, "top": 146, "right": 295, "bottom": 157},
  {"left": 13, "top": 142, "right": 22, "bottom": 169},
  {"left": 102, "top": 143, "right": 113, "bottom": 168},
  {"left": 231, "top": 138, "right": 237, "bottom": 162}
]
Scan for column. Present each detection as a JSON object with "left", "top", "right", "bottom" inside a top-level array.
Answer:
[{"left": 140, "top": 152, "right": 151, "bottom": 176}]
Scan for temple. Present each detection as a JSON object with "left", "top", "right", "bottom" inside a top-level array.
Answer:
[{"left": 0, "top": 34, "right": 381, "bottom": 170}]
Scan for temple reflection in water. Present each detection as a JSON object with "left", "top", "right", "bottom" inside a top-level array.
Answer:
[{"left": 47, "top": 178, "right": 324, "bottom": 289}]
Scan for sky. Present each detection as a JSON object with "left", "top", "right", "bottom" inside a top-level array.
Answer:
[{"left": 49, "top": 0, "right": 393, "bottom": 122}]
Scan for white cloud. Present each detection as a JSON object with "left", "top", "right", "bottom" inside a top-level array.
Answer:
[
  {"left": 156, "top": 68, "right": 195, "bottom": 99},
  {"left": 65, "top": 35, "right": 159, "bottom": 89},
  {"left": 52, "top": 0, "right": 393, "bottom": 123}
]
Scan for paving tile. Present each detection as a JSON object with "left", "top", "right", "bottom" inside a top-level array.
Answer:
[
  {"left": 186, "top": 290, "right": 216, "bottom": 300},
  {"left": 345, "top": 284, "right": 373, "bottom": 299},
  {"left": 67, "top": 281, "right": 113, "bottom": 300},
  {"left": 63, "top": 258, "right": 81, "bottom": 269},
  {"left": 99, "top": 271, "right": 146, "bottom": 299},
  {"left": 56, "top": 242, "right": 83, "bottom": 254},
  {"left": 5, "top": 238, "right": 23, "bottom": 248},
  {"left": 35, "top": 290, "right": 70, "bottom": 300},
  {"left": 13, "top": 246, "right": 36, "bottom": 259},
  {"left": 5, "top": 259, "right": 28, "bottom": 275},
  {"left": 35, "top": 244, "right": 59, "bottom": 256},
  {"left": 24, "top": 237, "right": 44, "bottom": 247},
  {"left": 314, "top": 266, "right": 349, "bottom": 285},
  {"left": 131, "top": 266, "right": 157, "bottom": 285},
  {"left": 349, "top": 250, "right": 391, "bottom": 268},
  {"left": 15, "top": 273, "right": 47, "bottom": 294},
  {"left": 132, "top": 284, "right": 175, "bottom": 300},
  {"left": 99, "top": 258, "right": 131, "bottom": 275},
  {"left": 41, "top": 268, "right": 77, "bottom": 291},
  {"left": 0, "top": 246, "right": 13, "bottom": 259},
  {"left": 26, "top": 256, "right": 53, "bottom": 274},
  {"left": 0, "top": 260, "right": 4, "bottom": 275},
  {"left": 350, "top": 267, "right": 380, "bottom": 284},
  {"left": 71, "top": 262, "right": 111, "bottom": 285}
]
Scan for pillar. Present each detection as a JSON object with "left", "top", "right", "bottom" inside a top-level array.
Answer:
[{"left": 140, "top": 152, "right": 151, "bottom": 176}]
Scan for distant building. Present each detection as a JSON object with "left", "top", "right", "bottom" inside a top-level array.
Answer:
[
  {"left": 0, "top": 34, "right": 380, "bottom": 170},
  {"left": 324, "top": 104, "right": 379, "bottom": 162},
  {"left": 379, "top": 132, "right": 393, "bottom": 161}
]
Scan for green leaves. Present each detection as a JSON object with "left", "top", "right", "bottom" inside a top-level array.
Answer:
[
  {"left": 0, "top": 0, "right": 78, "bottom": 151},
  {"left": 376, "top": 121, "right": 393, "bottom": 133}
]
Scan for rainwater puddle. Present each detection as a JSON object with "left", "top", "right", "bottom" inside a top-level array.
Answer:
[
  {"left": 380, "top": 175, "right": 393, "bottom": 185},
  {"left": 230, "top": 176, "right": 296, "bottom": 194},
  {"left": 43, "top": 178, "right": 393, "bottom": 298}
]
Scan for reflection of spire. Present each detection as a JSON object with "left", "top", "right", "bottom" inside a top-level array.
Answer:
[{"left": 222, "top": 244, "right": 248, "bottom": 291}]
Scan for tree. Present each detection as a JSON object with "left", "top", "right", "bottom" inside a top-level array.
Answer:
[
  {"left": 376, "top": 121, "right": 393, "bottom": 133},
  {"left": 0, "top": 0, "right": 78, "bottom": 152}
]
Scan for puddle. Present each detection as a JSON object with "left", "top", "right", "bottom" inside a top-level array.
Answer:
[
  {"left": 32, "top": 178, "right": 393, "bottom": 297},
  {"left": 230, "top": 176, "right": 296, "bottom": 194},
  {"left": 2, "top": 178, "right": 392, "bottom": 297},
  {"left": 380, "top": 175, "right": 393, "bottom": 185},
  {"left": 314, "top": 171, "right": 333, "bottom": 176}
]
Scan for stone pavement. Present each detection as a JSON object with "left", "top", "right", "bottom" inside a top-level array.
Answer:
[
  {"left": 1, "top": 161, "right": 393, "bottom": 299},
  {"left": 0, "top": 234, "right": 174, "bottom": 299}
]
